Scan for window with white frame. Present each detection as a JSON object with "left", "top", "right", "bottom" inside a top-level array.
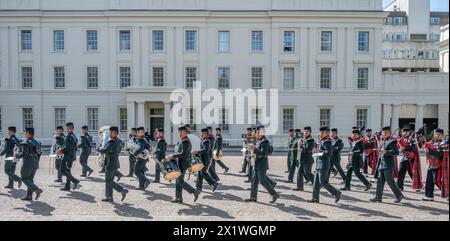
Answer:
[
  {"left": 218, "top": 31, "right": 230, "bottom": 53},
  {"left": 430, "top": 17, "right": 441, "bottom": 25},
  {"left": 152, "top": 67, "right": 164, "bottom": 87},
  {"left": 23, "top": 108, "right": 33, "bottom": 130},
  {"left": 87, "top": 66, "right": 98, "bottom": 89},
  {"left": 53, "top": 30, "right": 65, "bottom": 52},
  {"left": 283, "top": 31, "right": 295, "bottom": 52},
  {"left": 87, "top": 108, "right": 99, "bottom": 131},
  {"left": 185, "top": 30, "right": 198, "bottom": 52},
  {"left": 219, "top": 108, "right": 230, "bottom": 133},
  {"left": 357, "top": 31, "right": 369, "bottom": 52},
  {"left": 356, "top": 108, "right": 368, "bottom": 129},
  {"left": 251, "top": 67, "right": 263, "bottom": 89},
  {"left": 320, "top": 67, "right": 332, "bottom": 89},
  {"left": 283, "top": 67, "right": 295, "bottom": 90},
  {"left": 119, "top": 30, "right": 131, "bottom": 51},
  {"left": 185, "top": 67, "right": 197, "bottom": 88},
  {"left": 152, "top": 30, "right": 164, "bottom": 52},
  {"left": 21, "top": 30, "right": 32, "bottom": 52},
  {"left": 119, "top": 108, "right": 127, "bottom": 132},
  {"left": 188, "top": 108, "right": 197, "bottom": 132},
  {"left": 54, "top": 67, "right": 65, "bottom": 89},
  {"left": 251, "top": 108, "right": 262, "bottom": 126},
  {"left": 21, "top": 66, "right": 33, "bottom": 89},
  {"left": 86, "top": 30, "right": 98, "bottom": 51},
  {"left": 283, "top": 108, "right": 294, "bottom": 133},
  {"left": 321, "top": 31, "right": 332, "bottom": 52},
  {"left": 251, "top": 31, "right": 263, "bottom": 52},
  {"left": 319, "top": 108, "right": 331, "bottom": 127},
  {"left": 357, "top": 68, "right": 369, "bottom": 90},
  {"left": 218, "top": 67, "right": 230, "bottom": 89},
  {"left": 54, "top": 108, "right": 66, "bottom": 128},
  {"left": 120, "top": 67, "right": 131, "bottom": 88}
]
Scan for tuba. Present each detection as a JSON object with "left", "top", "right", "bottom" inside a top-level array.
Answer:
[{"left": 97, "top": 126, "right": 110, "bottom": 167}]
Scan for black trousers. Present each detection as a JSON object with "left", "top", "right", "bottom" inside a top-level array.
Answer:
[
  {"left": 241, "top": 156, "right": 249, "bottom": 172},
  {"left": 312, "top": 168, "right": 339, "bottom": 201},
  {"left": 208, "top": 159, "right": 219, "bottom": 181},
  {"left": 375, "top": 168, "right": 403, "bottom": 200},
  {"left": 61, "top": 160, "right": 79, "bottom": 189},
  {"left": 216, "top": 159, "right": 229, "bottom": 170},
  {"left": 55, "top": 158, "right": 62, "bottom": 180},
  {"left": 4, "top": 160, "right": 21, "bottom": 187},
  {"left": 175, "top": 160, "right": 197, "bottom": 200},
  {"left": 105, "top": 167, "right": 124, "bottom": 198},
  {"left": 250, "top": 167, "right": 278, "bottom": 200},
  {"left": 288, "top": 158, "right": 298, "bottom": 182},
  {"left": 134, "top": 159, "right": 149, "bottom": 189},
  {"left": 425, "top": 168, "right": 439, "bottom": 198},
  {"left": 79, "top": 151, "right": 92, "bottom": 176},
  {"left": 196, "top": 162, "right": 216, "bottom": 191},
  {"left": 397, "top": 159, "right": 413, "bottom": 190},
  {"left": 345, "top": 166, "right": 370, "bottom": 188},
  {"left": 155, "top": 159, "right": 162, "bottom": 182},
  {"left": 297, "top": 162, "right": 314, "bottom": 189},
  {"left": 20, "top": 164, "right": 39, "bottom": 198},
  {"left": 128, "top": 155, "right": 136, "bottom": 176},
  {"left": 331, "top": 159, "right": 347, "bottom": 182}
]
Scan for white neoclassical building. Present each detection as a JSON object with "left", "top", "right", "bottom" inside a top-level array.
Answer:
[{"left": 0, "top": 0, "right": 448, "bottom": 146}]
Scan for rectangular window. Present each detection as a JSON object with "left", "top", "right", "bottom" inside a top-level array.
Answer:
[
  {"left": 152, "top": 30, "right": 164, "bottom": 52},
  {"left": 283, "top": 67, "right": 295, "bottom": 90},
  {"left": 54, "top": 67, "right": 65, "bottom": 89},
  {"left": 283, "top": 108, "right": 294, "bottom": 133},
  {"left": 357, "top": 68, "right": 369, "bottom": 90},
  {"left": 218, "top": 31, "right": 230, "bottom": 53},
  {"left": 21, "top": 30, "right": 32, "bottom": 51},
  {"left": 188, "top": 108, "right": 197, "bottom": 132},
  {"left": 320, "top": 67, "right": 332, "bottom": 89},
  {"left": 152, "top": 67, "right": 164, "bottom": 87},
  {"left": 53, "top": 30, "right": 65, "bottom": 52},
  {"left": 357, "top": 31, "right": 369, "bottom": 52},
  {"left": 219, "top": 108, "right": 230, "bottom": 133},
  {"left": 321, "top": 31, "right": 332, "bottom": 52},
  {"left": 430, "top": 17, "right": 441, "bottom": 25},
  {"left": 283, "top": 31, "right": 295, "bottom": 52},
  {"left": 87, "top": 108, "right": 99, "bottom": 131},
  {"left": 86, "top": 30, "right": 98, "bottom": 51},
  {"left": 185, "top": 30, "right": 198, "bottom": 52},
  {"left": 87, "top": 67, "right": 99, "bottom": 89},
  {"left": 185, "top": 67, "right": 197, "bottom": 88},
  {"left": 218, "top": 67, "right": 230, "bottom": 89},
  {"left": 319, "top": 108, "right": 331, "bottom": 127},
  {"left": 23, "top": 108, "right": 33, "bottom": 130},
  {"left": 54, "top": 108, "right": 66, "bottom": 128},
  {"left": 21, "top": 67, "right": 33, "bottom": 89},
  {"left": 251, "top": 31, "right": 263, "bottom": 52},
  {"left": 119, "top": 108, "right": 127, "bottom": 132},
  {"left": 252, "top": 109, "right": 262, "bottom": 126},
  {"left": 251, "top": 67, "right": 263, "bottom": 89},
  {"left": 120, "top": 67, "right": 131, "bottom": 88},
  {"left": 119, "top": 30, "right": 131, "bottom": 51},
  {"left": 356, "top": 108, "right": 368, "bottom": 129}
]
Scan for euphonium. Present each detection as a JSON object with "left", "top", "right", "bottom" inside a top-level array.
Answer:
[
  {"left": 126, "top": 139, "right": 150, "bottom": 159},
  {"left": 97, "top": 126, "right": 110, "bottom": 167}
]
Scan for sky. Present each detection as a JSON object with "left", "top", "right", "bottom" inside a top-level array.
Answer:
[{"left": 383, "top": 0, "right": 449, "bottom": 12}]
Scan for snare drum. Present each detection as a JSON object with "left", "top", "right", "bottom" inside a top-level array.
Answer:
[
  {"left": 190, "top": 156, "right": 205, "bottom": 173},
  {"left": 163, "top": 161, "right": 181, "bottom": 181}
]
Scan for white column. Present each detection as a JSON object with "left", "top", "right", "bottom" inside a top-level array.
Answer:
[
  {"left": 127, "top": 101, "right": 135, "bottom": 131},
  {"left": 415, "top": 104, "right": 425, "bottom": 130},
  {"left": 137, "top": 101, "right": 145, "bottom": 128},
  {"left": 382, "top": 104, "right": 392, "bottom": 127},
  {"left": 392, "top": 104, "right": 400, "bottom": 129},
  {"left": 163, "top": 102, "right": 172, "bottom": 145}
]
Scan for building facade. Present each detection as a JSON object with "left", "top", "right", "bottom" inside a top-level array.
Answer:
[
  {"left": 0, "top": 0, "right": 448, "bottom": 146},
  {"left": 439, "top": 24, "right": 449, "bottom": 73}
]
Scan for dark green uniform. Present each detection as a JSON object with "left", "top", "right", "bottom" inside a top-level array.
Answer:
[
  {"left": 374, "top": 137, "right": 403, "bottom": 201},
  {"left": 208, "top": 135, "right": 219, "bottom": 181},
  {"left": 1, "top": 136, "right": 22, "bottom": 188},
  {"left": 250, "top": 137, "right": 279, "bottom": 201},
  {"left": 78, "top": 134, "right": 93, "bottom": 176},
  {"left": 127, "top": 136, "right": 138, "bottom": 177},
  {"left": 172, "top": 136, "right": 198, "bottom": 201},
  {"left": 154, "top": 137, "right": 167, "bottom": 183},
  {"left": 97, "top": 138, "right": 126, "bottom": 200},
  {"left": 296, "top": 137, "right": 315, "bottom": 190},
  {"left": 19, "top": 138, "right": 43, "bottom": 199},
  {"left": 311, "top": 137, "right": 340, "bottom": 202},
  {"left": 214, "top": 135, "right": 229, "bottom": 172},
  {"left": 196, "top": 138, "right": 218, "bottom": 191},
  {"left": 331, "top": 137, "right": 346, "bottom": 181},
  {"left": 61, "top": 133, "right": 80, "bottom": 190},
  {"left": 53, "top": 134, "right": 65, "bottom": 181},
  {"left": 133, "top": 137, "right": 150, "bottom": 190},
  {"left": 287, "top": 135, "right": 299, "bottom": 182},
  {"left": 344, "top": 139, "right": 371, "bottom": 189}
]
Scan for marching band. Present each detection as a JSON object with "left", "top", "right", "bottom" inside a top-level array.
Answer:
[{"left": 0, "top": 122, "right": 449, "bottom": 206}]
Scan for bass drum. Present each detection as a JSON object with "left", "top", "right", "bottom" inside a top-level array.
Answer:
[
  {"left": 163, "top": 160, "right": 182, "bottom": 181},
  {"left": 190, "top": 156, "right": 205, "bottom": 173}
]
